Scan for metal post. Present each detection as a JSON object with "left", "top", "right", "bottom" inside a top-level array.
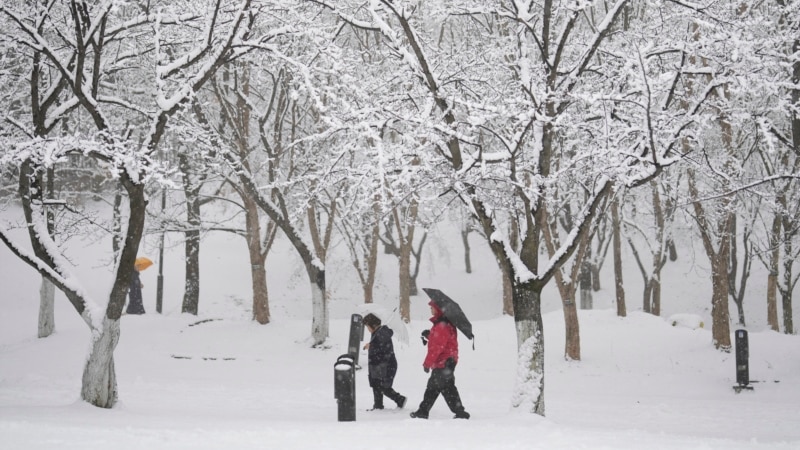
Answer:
[
  {"left": 733, "top": 329, "right": 753, "bottom": 392},
  {"left": 156, "top": 188, "right": 166, "bottom": 314},
  {"left": 347, "top": 314, "right": 364, "bottom": 368}
]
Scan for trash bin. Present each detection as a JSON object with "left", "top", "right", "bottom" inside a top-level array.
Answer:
[{"left": 334, "top": 354, "right": 356, "bottom": 421}]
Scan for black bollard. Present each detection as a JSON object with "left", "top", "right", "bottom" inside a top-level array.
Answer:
[
  {"left": 334, "top": 354, "right": 356, "bottom": 421},
  {"left": 347, "top": 314, "right": 364, "bottom": 368},
  {"left": 733, "top": 329, "right": 753, "bottom": 393}
]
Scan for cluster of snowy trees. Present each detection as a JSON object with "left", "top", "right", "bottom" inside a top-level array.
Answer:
[{"left": 1, "top": 0, "right": 798, "bottom": 415}]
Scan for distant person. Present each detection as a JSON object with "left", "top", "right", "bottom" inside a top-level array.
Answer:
[
  {"left": 410, "top": 300, "right": 470, "bottom": 419},
  {"left": 126, "top": 268, "right": 145, "bottom": 315},
  {"left": 362, "top": 313, "right": 406, "bottom": 410}
]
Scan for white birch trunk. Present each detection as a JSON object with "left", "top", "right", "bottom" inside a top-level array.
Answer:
[
  {"left": 38, "top": 277, "right": 55, "bottom": 338},
  {"left": 511, "top": 318, "right": 545, "bottom": 415},
  {"left": 81, "top": 317, "right": 120, "bottom": 408},
  {"left": 310, "top": 281, "right": 328, "bottom": 346}
]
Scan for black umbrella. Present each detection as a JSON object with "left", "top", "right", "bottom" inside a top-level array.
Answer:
[{"left": 422, "top": 288, "right": 474, "bottom": 340}]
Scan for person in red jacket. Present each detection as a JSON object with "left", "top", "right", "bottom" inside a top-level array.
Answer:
[{"left": 410, "top": 301, "right": 470, "bottom": 419}]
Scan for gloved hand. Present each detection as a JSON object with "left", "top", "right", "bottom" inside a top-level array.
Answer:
[
  {"left": 421, "top": 329, "right": 430, "bottom": 345},
  {"left": 423, "top": 366, "right": 430, "bottom": 373}
]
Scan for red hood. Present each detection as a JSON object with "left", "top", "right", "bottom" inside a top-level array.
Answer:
[{"left": 428, "top": 300, "right": 444, "bottom": 322}]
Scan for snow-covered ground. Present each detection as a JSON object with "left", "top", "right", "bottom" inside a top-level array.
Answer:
[{"left": 1, "top": 216, "right": 799, "bottom": 449}]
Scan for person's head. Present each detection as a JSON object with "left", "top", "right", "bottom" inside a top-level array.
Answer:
[
  {"left": 363, "top": 313, "right": 381, "bottom": 332},
  {"left": 429, "top": 301, "right": 442, "bottom": 318}
]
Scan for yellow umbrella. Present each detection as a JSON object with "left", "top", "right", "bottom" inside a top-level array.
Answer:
[{"left": 134, "top": 257, "right": 153, "bottom": 271}]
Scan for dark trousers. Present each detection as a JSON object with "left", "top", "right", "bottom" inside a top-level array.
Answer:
[
  {"left": 372, "top": 386, "right": 404, "bottom": 408},
  {"left": 126, "top": 292, "right": 145, "bottom": 314},
  {"left": 417, "top": 365, "right": 466, "bottom": 414}
]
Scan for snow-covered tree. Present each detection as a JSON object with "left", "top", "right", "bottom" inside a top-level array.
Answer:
[
  {"left": 194, "top": 4, "right": 356, "bottom": 345},
  {"left": 672, "top": 1, "right": 800, "bottom": 345},
  {"left": 746, "top": 0, "right": 800, "bottom": 334},
  {"left": 622, "top": 176, "right": 681, "bottom": 317},
  {"left": 309, "top": 0, "right": 735, "bottom": 415},
  {"left": 0, "top": 0, "right": 255, "bottom": 407}
]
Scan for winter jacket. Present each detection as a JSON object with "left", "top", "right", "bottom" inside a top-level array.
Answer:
[
  {"left": 367, "top": 325, "right": 398, "bottom": 389},
  {"left": 423, "top": 302, "right": 459, "bottom": 370}
]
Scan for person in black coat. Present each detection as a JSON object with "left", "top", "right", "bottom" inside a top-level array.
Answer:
[
  {"left": 126, "top": 268, "right": 145, "bottom": 314},
  {"left": 362, "top": 313, "right": 406, "bottom": 410}
]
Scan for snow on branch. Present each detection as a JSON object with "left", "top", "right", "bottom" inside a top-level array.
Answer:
[
  {"left": 1, "top": 134, "right": 170, "bottom": 185},
  {"left": 563, "top": 0, "right": 630, "bottom": 91},
  {"left": 0, "top": 5, "right": 73, "bottom": 80}
]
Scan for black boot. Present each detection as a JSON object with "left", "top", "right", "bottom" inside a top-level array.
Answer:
[
  {"left": 369, "top": 388, "right": 384, "bottom": 411},
  {"left": 383, "top": 388, "right": 406, "bottom": 408},
  {"left": 453, "top": 410, "right": 470, "bottom": 419},
  {"left": 410, "top": 410, "right": 428, "bottom": 419}
]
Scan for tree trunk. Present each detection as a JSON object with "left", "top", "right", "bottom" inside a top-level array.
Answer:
[
  {"left": 651, "top": 180, "right": 666, "bottom": 317},
  {"left": 399, "top": 239, "right": 412, "bottom": 322},
  {"left": 766, "top": 215, "right": 781, "bottom": 331},
  {"left": 309, "top": 264, "right": 329, "bottom": 345},
  {"left": 363, "top": 283, "right": 374, "bottom": 304},
  {"left": 409, "top": 275, "right": 419, "bottom": 297},
  {"left": 81, "top": 317, "right": 119, "bottom": 408},
  {"left": 552, "top": 259, "right": 581, "bottom": 360},
  {"left": 180, "top": 154, "right": 202, "bottom": 315},
  {"left": 733, "top": 295, "right": 746, "bottom": 327},
  {"left": 668, "top": 240, "right": 678, "bottom": 261},
  {"left": 112, "top": 186, "right": 123, "bottom": 257},
  {"left": 182, "top": 225, "right": 201, "bottom": 315},
  {"left": 38, "top": 278, "right": 55, "bottom": 338},
  {"left": 307, "top": 271, "right": 329, "bottom": 347},
  {"left": 651, "top": 277, "right": 662, "bottom": 317},
  {"left": 38, "top": 167, "right": 56, "bottom": 338},
  {"left": 392, "top": 198, "right": 418, "bottom": 323},
  {"left": 503, "top": 216, "right": 519, "bottom": 316},
  {"left": 728, "top": 216, "right": 752, "bottom": 327},
  {"left": 156, "top": 189, "right": 167, "bottom": 314},
  {"left": 689, "top": 170, "right": 734, "bottom": 351},
  {"left": 781, "top": 237, "right": 795, "bottom": 334},
  {"left": 502, "top": 269, "right": 514, "bottom": 316},
  {"left": 590, "top": 265, "right": 601, "bottom": 292},
  {"left": 612, "top": 198, "right": 626, "bottom": 317},
  {"left": 710, "top": 257, "right": 733, "bottom": 350},
  {"left": 249, "top": 254, "right": 270, "bottom": 324},
  {"left": 363, "top": 216, "right": 381, "bottom": 304},
  {"left": 245, "top": 197, "right": 270, "bottom": 324},
  {"left": 781, "top": 287, "right": 794, "bottom": 335},
  {"left": 542, "top": 201, "right": 589, "bottom": 362},
  {"left": 409, "top": 231, "right": 426, "bottom": 297},
  {"left": 461, "top": 227, "right": 472, "bottom": 274},
  {"left": 767, "top": 269, "right": 780, "bottom": 331},
  {"left": 579, "top": 259, "right": 592, "bottom": 309},
  {"left": 510, "top": 281, "right": 545, "bottom": 415},
  {"left": 563, "top": 297, "right": 580, "bottom": 361},
  {"left": 85, "top": 176, "right": 147, "bottom": 408},
  {"left": 643, "top": 280, "right": 653, "bottom": 314}
]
